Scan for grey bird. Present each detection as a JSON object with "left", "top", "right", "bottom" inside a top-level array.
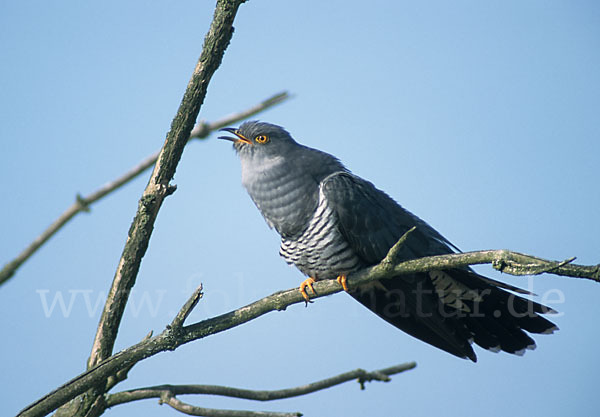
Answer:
[{"left": 219, "top": 121, "right": 557, "bottom": 361}]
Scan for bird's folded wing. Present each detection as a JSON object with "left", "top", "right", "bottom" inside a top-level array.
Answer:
[{"left": 320, "top": 171, "right": 456, "bottom": 265}]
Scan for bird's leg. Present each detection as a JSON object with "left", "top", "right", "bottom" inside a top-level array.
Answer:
[
  {"left": 336, "top": 274, "right": 349, "bottom": 292},
  {"left": 299, "top": 277, "right": 318, "bottom": 305}
]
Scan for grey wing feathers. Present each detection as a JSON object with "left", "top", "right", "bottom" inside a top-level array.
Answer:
[
  {"left": 322, "top": 173, "right": 540, "bottom": 297},
  {"left": 321, "top": 171, "right": 455, "bottom": 265}
]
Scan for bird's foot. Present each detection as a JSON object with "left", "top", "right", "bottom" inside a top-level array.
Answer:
[
  {"left": 336, "top": 274, "right": 349, "bottom": 292},
  {"left": 299, "top": 277, "right": 317, "bottom": 305}
]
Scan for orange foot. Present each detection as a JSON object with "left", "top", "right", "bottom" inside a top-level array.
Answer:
[
  {"left": 336, "top": 274, "right": 349, "bottom": 292},
  {"left": 299, "top": 277, "right": 317, "bottom": 304}
]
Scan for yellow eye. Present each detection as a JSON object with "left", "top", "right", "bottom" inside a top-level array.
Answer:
[{"left": 255, "top": 134, "right": 269, "bottom": 144}]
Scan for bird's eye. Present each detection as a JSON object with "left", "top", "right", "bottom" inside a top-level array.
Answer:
[{"left": 255, "top": 135, "right": 269, "bottom": 144}]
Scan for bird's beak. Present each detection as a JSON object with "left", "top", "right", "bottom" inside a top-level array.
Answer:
[{"left": 218, "top": 127, "right": 252, "bottom": 145}]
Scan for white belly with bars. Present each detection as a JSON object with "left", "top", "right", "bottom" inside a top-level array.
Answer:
[{"left": 279, "top": 183, "right": 361, "bottom": 279}]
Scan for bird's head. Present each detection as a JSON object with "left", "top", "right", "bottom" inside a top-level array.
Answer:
[{"left": 218, "top": 121, "right": 298, "bottom": 159}]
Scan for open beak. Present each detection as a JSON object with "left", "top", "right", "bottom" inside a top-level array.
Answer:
[{"left": 218, "top": 127, "right": 252, "bottom": 145}]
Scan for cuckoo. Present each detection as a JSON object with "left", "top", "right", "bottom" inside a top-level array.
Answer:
[{"left": 219, "top": 121, "right": 557, "bottom": 361}]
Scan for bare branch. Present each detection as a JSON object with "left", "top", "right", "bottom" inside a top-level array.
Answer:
[
  {"left": 105, "top": 362, "right": 416, "bottom": 408},
  {"left": 87, "top": 0, "right": 247, "bottom": 370},
  {"left": 160, "top": 392, "right": 301, "bottom": 417},
  {"left": 0, "top": 91, "right": 288, "bottom": 287},
  {"left": 18, "top": 242, "right": 597, "bottom": 417},
  {"left": 384, "top": 250, "right": 600, "bottom": 283},
  {"left": 379, "top": 226, "right": 416, "bottom": 269},
  {"left": 104, "top": 330, "right": 153, "bottom": 393},
  {"left": 19, "top": 2, "right": 250, "bottom": 417},
  {"left": 170, "top": 284, "right": 204, "bottom": 330}
]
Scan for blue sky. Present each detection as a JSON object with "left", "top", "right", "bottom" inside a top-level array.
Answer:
[{"left": 1, "top": 1, "right": 599, "bottom": 416}]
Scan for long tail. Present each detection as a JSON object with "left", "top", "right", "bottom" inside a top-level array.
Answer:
[{"left": 350, "top": 269, "right": 558, "bottom": 362}]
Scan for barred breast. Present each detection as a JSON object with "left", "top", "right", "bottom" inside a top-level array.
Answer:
[{"left": 279, "top": 182, "right": 363, "bottom": 279}]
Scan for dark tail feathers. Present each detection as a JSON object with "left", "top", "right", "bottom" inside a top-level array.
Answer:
[{"left": 350, "top": 268, "right": 558, "bottom": 362}]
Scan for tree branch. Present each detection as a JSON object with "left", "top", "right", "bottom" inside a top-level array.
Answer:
[
  {"left": 160, "top": 392, "right": 301, "bottom": 417},
  {"left": 18, "top": 243, "right": 598, "bottom": 417},
  {"left": 87, "top": 0, "right": 246, "bottom": 370},
  {"left": 105, "top": 362, "right": 416, "bottom": 408},
  {"left": 104, "top": 363, "right": 414, "bottom": 417},
  {"left": 0, "top": 91, "right": 288, "bottom": 287},
  {"left": 25, "top": 2, "right": 249, "bottom": 417},
  {"left": 170, "top": 284, "right": 204, "bottom": 330}
]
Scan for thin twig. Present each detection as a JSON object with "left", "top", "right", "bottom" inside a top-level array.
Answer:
[
  {"left": 19, "top": 243, "right": 598, "bottom": 417},
  {"left": 170, "top": 284, "right": 204, "bottom": 330},
  {"left": 0, "top": 91, "right": 289, "bottom": 287},
  {"left": 106, "top": 362, "right": 416, "bottom": 407},
  {"left": 160, "top": 392, "right": 302, "bottom": 417},
  {"left": 380, "top": 226, "right": 416, "bottom": 270}
]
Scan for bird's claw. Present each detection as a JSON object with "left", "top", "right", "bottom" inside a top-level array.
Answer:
[
  {"left": 299, "top": 277, "right": 317, "bottom": 306},
  {"left": 336, "top": 274, "right": 349, "bottom": 292}
]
